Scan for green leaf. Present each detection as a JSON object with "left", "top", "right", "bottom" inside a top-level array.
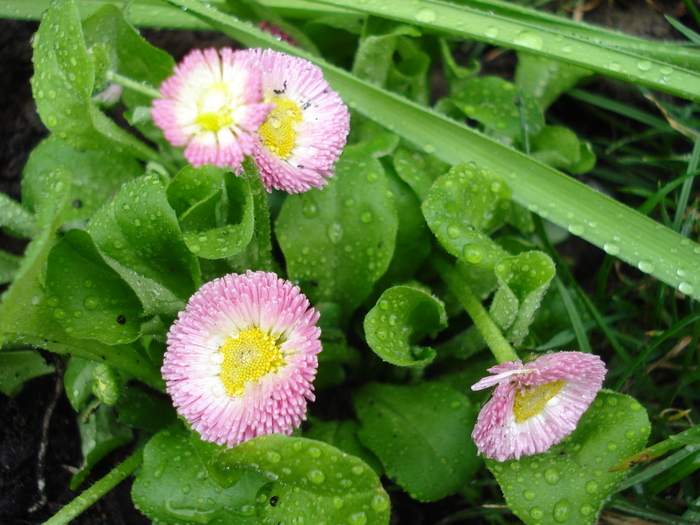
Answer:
[
  {"left": 364, "top": 285, "right": 446, "bottom": 367},
  {"left": 276, "top": 144, "right": 398, "bottom": 320},
  {"left": 0, "top": 350, "right": 55, "bottom": 397},
  {"left": 0, "top": 193, "right": 36, "bottom": 239},
  {"left": 304, "top": 418, "right": 384, "bottom": 476},
  {"left": 354, "top": 382, "right": 481, "bottom": 502},
  {"left": 393, "top": 146, "right": 448, "bottom": 201},
  {"left": 133, "top": 423, "right": 265, "bottom": 524},
  {"left": 115, "top": 383, "right": 177, "bottom": 432},
  {"left": 168, "top": 166, "right": 254, "bottom": 260},
  {"left": 450, "top": 76, "right": 544, "bottom": 141},
  {"left": 0, "top": 250, "right": 22, "bottom": 286},
  {"left": 210, "top": 434, "right": 391, "bottom": 525},
  {"left": 22, "top": 133, "right": 143, "bottom": 224},
  {"left": 530, "top": 126, "right": 584, "bottom": 171},
  {"left": 72, "top": 404, "right": 133, "bottom": 490},
  {"left": 352, "top": 16, "right": 421, "bottom": 87},
  {"left": 490, "top": 251, "right": 556, "bottom": 345},
  {"left": 422, "top": 164, "right": 510, "bottom": 269},
  {"left": 64, "top": 356, "right": 100, "bottom": 411},
  {"left": 86, "top": 175, "right": 200, "bottom": 316},
  {"left": 489, "top": 391, "right": 650, "bottom": 525},
  {"left": 45, "top": 229, "right": 144, "bottom": 344},
  {"left": 30, "top": 0, "right": 159, "bottom": 162},
  {"left": 515, "top": 53, "right": 594, "bottom": 110}
]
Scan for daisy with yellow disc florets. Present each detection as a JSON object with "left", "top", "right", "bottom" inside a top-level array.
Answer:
[{"left": 162, "top": 271, "right": 322, "bottom": 447}]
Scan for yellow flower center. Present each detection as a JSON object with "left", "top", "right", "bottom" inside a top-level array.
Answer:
[
  {"left": 259, "top": 98, "right": 303, "bottom": 159},
  {"left": 513, "top": 380, "right": 565, "bottom": 423},
  {"left": 219, "top": 328, "right": 285, "bottom": 397},
  {"left": 196, "top": 81, "right": 234, "bottom": 132}
]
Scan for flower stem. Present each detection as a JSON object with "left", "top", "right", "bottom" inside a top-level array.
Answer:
[
  {"left": 106, "top": 71, "right": 162, "bottom": 99},
  {"left": 242, "top": 157, "right": 275, "bottom": 272},
  {"left": 42, "top": 445, "right": 144, "bottom": 525},
  {"left": 433, "top": 257, "right": 519, "bottom": 364}
]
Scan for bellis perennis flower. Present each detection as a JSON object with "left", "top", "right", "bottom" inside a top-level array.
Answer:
[
  {"left": 471, "top": 351, "right": 607, "bottom": 462},
  {"left": 162, "top": 271, "right": 322, "bottom": 447},
  {"left": 152, "top": 47, "right": 272, "bottom": 169},
  {"left": 240, "top": 48, "right": 350, "bottom": 194}
]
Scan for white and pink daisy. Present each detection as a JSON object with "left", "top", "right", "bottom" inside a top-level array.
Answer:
[
  {"left": 239, "top": 48, "right": 350, "bottom": 194},
  {"left": 162, "top": 270, "right": 322, "bottom": 447},
  {"left": 152, "top": 47, "right": 272, "bottom": 169},
  {"left": 471, "top": 351, "right": 607, "bottom": 462}
]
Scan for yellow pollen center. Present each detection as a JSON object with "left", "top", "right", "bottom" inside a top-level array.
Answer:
[
  {"left": 196, "top": 82, "right": 233, "bottom": 132},
  {"left": 259, "top": 98, "right": 303, "bottom": 159},
  {"left": 513, "top": 380, "right": 565, "bottom": 423},
  {"left": 219, "top": 328, "right": 285, "bottom": 397}
]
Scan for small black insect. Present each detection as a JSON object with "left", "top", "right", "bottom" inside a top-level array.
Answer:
[
  {"left": 269, "top": 496, "right": 279, "bottom": 507},
  {"left": 117, "top": 315, "right": 126, "bottom": 325}
]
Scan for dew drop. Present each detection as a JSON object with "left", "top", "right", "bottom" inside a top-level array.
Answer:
[
  {"left": 513, "top": 31, "right": 543, "bottom": 50},
  {"left": 308, "top": 447, "right": 322, "bottom": 458},
  {"left": 308, "top": 470, "right": 325, "bottom": 484},
  {"left": 463, "top": 244, "right": 483, "bottom": 264},
  {"left": 679, "top": 282, "right": 694, "bottom": 295},
  {"left": 607, "top": 441, "right": 618, "bottom": 451},
  {"left": 625, "top": 429, "right": 635, "bottom": 440},
  {"left": 523, "top": 490, "right": 536, "bottom": 500},
  {"left": 83, "top": 296, "right": 99, "bottom": 310},
  {"left": 553, "top": 500, "right": 571, "bottom": 522},
  {"left": 348, "top": 512, "right": 368, "bottom": 525},
  {"left": 266, "top": 451, "right": 282, "bottom": 463},
  {"left": 529, "top": 506, "right": 544, "bottom": 520},
  {"left": 568, "top": 223, "right": 584, "bottom": 235},
  {"left": 585, "top": 480, "right": 598, "bottom": 494},
  {"left": 637, "top": 260, "right": 654, "bottom": 273},
  {"left": 484, "top": 27, "right": 499, "bottom": 38},
  {"left": 371, "top": 494, "right": 389, "bottom": 512},
  {"left": 424, "top": 143, "right": 436, "bottom": 154},
  {"left": 327, "top": 223, "right": 343, "bottom": 244},
  {"left": 446, "top": 224, "right": 461, "bottom": 239},
  {"left": 637, "top": 60, "right": 652, "bottom": 71},
  {"left": 414, "top": 7, "right": 437, "bottom": 22},
  {"left": 302, "top": 201, "right": 319, "bottom": 218},
  {"left": 603, "top": 242, "right": 620, "bottom": 255},
  {"left": 579, "top": 504, "right": 593, "bottom": 516},
  {"left": 360, "top": 211, "right": 374, "bottom": 224},
  {"left": 53, "top": 308, "right": 67, "bottom": 320},
  {"left": 544, "top": 468, "right": 559, "bottom": 485},
  {"left": 351, "top": 465, "right": 365, "bottom": 475},
  {"left": 332, "top": 496, "right": 344, "bottom": 509}
]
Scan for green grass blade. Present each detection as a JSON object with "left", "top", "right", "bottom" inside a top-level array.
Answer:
[{"left": 310, "top": 0, "right": 700, "bottom": 102}]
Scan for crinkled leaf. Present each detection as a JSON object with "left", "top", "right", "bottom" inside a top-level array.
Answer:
[
  {"left": 0, "top": 193, "right": 36, "bottom": 239},
  {"left": 276, "top": 143, "right": 398, "bottom": 320},
  {"left": 515, "top": 53, "right": 594, "bottom": 110},
  {"left": 116, "top": 383, "right": 176, "bottom": 432},
  {"left": 354, "top": 382, "right": 480, "bottom": 502},
  {"left": 393, "top": 146, "right": 448, "bottom": 201},
  {"left": 490, "top": 251, "right": 556, "bottom": 345},
  {"left": 0, "top": 350, "right": 55, "bottom": 397},
  {"left": 530, "top": 126, "right": 584, "bottom": 171},
  {"left": 450, "top": 76, "right": 544, "bottom": 141},
  {"left": 0, "top": 250, "right": 22, "bottom": 285},
  {"left": 352, "top": 16, "right": 421, "bottom": 87},
  {"left": 387, "top": 37, "right": 431, "bottom": 104},
  {"left": 132, "top": 423, "right": 265, "bottom": 524},
  {"left": 30, "top": 0, "right": 158, "bottom": 161},
  {"left": 569, "top": 142, "right": 597, "bottom": 175},
  {"left": 210, "top": 434, "right": 390, "bottom": 525},
  {"left": 87, "top": 175, "right": 200, "bottom": 316},
  {"left": 71, "top": 404, "right": 133, "bottom": 490},
  {"left": 364, "top": 285, "right": 446, "bottom": 367},
  {"left": 0, "top": 169, "right": 71, "bottom": 346},
  {"left": 304, "top": 418, "right": 384, "bottom": 476},
  {"left": 167, "top": 166, "right": 254, "bottom": 259},
  {"left": 422, "top": 164, "right": 511, "bottom": 269},
  {"left": 64, "top": 356, "right": 100, "bottom": 411},
  {"left": 46, "top": 229, "right": 143, "bottom": 344},
  {"left": 489, "top": 391, "right": 650, "bottom": 525},
  {"left": 22, "top": 135, "right": 143, "bottom": 223}
]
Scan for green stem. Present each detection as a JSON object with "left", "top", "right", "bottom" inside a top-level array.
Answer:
[
  {"left": 43, "top": 445, "right": 144, "bottom": 525},
  {"left": 433, "top": 257, "right": 518, "bottom": 364},
  {"left": 106, "top": 71, "right": 162, "bottom": 99},
  {"left": 242, "top": 157, "right": 274, "bottom": 272}
]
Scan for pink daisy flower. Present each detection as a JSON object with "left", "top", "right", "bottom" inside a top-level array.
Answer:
[
  {"left": 239, "top": 48, "right": 350, "bottom": 194},
  {"left": 471, "top": 351, "right": 607, "bottom": 462},
  {"left": 162, "top": 271, "right": 322, "bottom": 447},
  {"left": 152, "top": 47, "right": 272, "bottom": 169}
]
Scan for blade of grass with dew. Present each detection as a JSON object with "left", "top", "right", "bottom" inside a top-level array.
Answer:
[
  {"left": 309, "top": 0, "right": 700, "bottom": 102},
  {"left": 158, "top": 0, "right": 700, "bottom": 301}
]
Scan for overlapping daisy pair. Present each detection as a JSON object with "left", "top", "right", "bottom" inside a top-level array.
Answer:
[
  {"left": 162, "top": 271, "right": 322, "bottom": 447},
  {"left": 152, "top": 47, "right": 349, "bottom": 194},
  {"left": 471, "top": 351, "right": 607, "bottom": 462}
]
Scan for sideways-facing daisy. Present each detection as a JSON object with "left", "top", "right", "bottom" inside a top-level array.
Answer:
[
  {"left": 152, "top": 47, "right": 272, "bottom": 169},
  {"left": 471, "top": 351, "right": 607, "bottom": 462},
  {"left": 162, "top": 270, "right": 322, "bottom": 447},
  {"left": 239, "top": 48, "right": 350, "bottom": 194}
]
